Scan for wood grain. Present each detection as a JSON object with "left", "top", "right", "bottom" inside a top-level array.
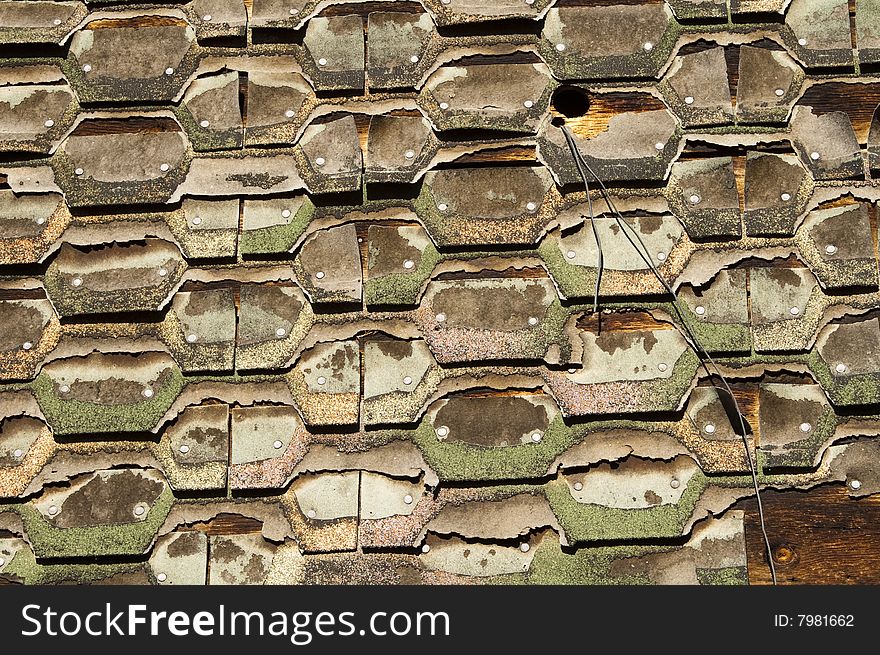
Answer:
[{"left": 740, "top": 486, "right": 880, "bottom": 585}]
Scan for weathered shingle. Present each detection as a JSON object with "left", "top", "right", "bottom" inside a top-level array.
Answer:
[{"left": 2, "top": 0, "right": 879, "bottom": 587}]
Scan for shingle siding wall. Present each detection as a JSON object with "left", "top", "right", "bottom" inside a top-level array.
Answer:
[{"left": 1, "top": 0, "right": 879, "bottom": 585}]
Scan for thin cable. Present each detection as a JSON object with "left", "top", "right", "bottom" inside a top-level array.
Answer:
[
  {"left": 560, "top": 125, "right": 777, "bottom": 585},
  {"left": 561, "top": 127, "right": 603, "bottom": 314}
]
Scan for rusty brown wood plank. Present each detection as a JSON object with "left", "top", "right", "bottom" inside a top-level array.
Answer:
[
  {"left": 799, "top": 83, "right": 880, "bottom": 144},
  {"left": 187, "top": 512, "right": 264, "bottom": 536},
  {"left": 741, "top": 486, "right": 880, "bottom": 584}
]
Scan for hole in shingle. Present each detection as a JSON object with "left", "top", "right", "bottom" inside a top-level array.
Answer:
[{"left": 551, "top": 86, "right": 590, "bottom": 119}]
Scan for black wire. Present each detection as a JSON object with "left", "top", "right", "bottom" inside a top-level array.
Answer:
[
  {"left": 560, "top": 125, "right": 778, "bottom": 585},
  {"left": 561, "top": 127, "right": 603, "bottom": 314}
]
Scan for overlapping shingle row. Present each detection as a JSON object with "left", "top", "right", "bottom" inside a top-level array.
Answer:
[{"left": 2, "top": 0, "right": 880, "bottom": 585}]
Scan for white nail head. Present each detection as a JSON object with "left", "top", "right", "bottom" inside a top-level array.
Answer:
[
  {"left": 439, "top": 102, "right": 449, "bottom": 110},
  {"left": 655, "top": 142, "right": 664, "bottom": 151},
  {"left": 307, "top": 509, "right": 317, "bottom": 519},
  {"left": 528, "top": 316, "right": 539, "bottom": 327},
  {"left": 23, "top": 342, "right": 33, "bottom": 351},
  {"left": 799, "top": 422, "right": 812, "bottom": 433},
  {"left": 59, "top": 385, "right": 70, "bottom": 393},
  {"left": 82, "top": 64, "right": 91, "bottom": 73},
  {"left": 531, "top": 432, "right": 542, "bottom": 442},
  {"left": 524, "top": 100, "right": 534, "bottom": 108},
  {"left": 556, "top": 43, "right": 566, "bottom": 52},
  {"left": 436, "top": 312, "right": 446, "bottom": 323},
  {"left": 203, "top": 14, "right": 212, "bottom": 22},
  {"left": 436, "top": 425, "right": 449, "bottom": 438},
  {"left": 285, "top": 109, "right": 295, "bottom": 118},
  {"left": 157, "top": 573, "right": 167, "bottom": 582},
  {"left": 273, "top": 440, "right": 283, "bottom": 449},
  {"left": 658, "top": 362, "right": 668, "bottom": 372},
  {"left": 643, "top": 42, "right": 653, "bottom": 52},
  {"left": 657, "top": 252, "right": 667, "bottom": 261},
  {"left": 13, "top": 449, "right": 23, "bottom": 459},
  {"left": 405, "top": 149, "right": 415, "bottom": 159},
  {"left": 526, "top": 0, "right": 535, "bottom": 4},
  {"left": 159, "top": 163, "right": 170, "bottom": 172},
  {"left": 704, "top": 423, "right": 716, "bottom": 434},
  {"left": 186, "top": 334, "right": 197, "bottom": 343},
  {"left": 410, "top": 55, "right": 419, "bottom": 63},
  {"left": 810, "top": 151, "right": 820, "bottom": 161},
  {"left": 142, "top": 388, "right": 154, "bottom": 398},
  {"left": 670, "top": 478, "right": 680, "bottom": 489},
  {"left": 37, "top": 217, "right": 45, "bottom": 225},
  {"left": 315, "top": 271, "right": 325, "bottom": 279},
  {"left": 281, "top": 209, "right": 292, "bottom": 219},
  {"left": 850, "top": 479, "right": 862, "bottom": 490},
  {"left": 798, "top": 38, "right": 807, "bottom": 46},
  {"left": 289, "top": 8, "right": 299, "bottom": 15},
  {"left": 191, "top": 216, "right": 202, "bottom": 226},
  {"left": 44, "top": 119, "right": 55, "bottom": 128},
  {"left": 403, "top": 259, "right": 415, "bottom": 269},
  {"left": 53, "top": 18, "right": 62, "bottom": 25},
  {"left": 684, "top": 96, "right": 695, "bottom": 105},
  {"left": 318, "top": 58, "right": 327, "bottom": 66},
  {"left": 422, "top": 544, "right": 431, "bottom": 553},
  {"left": 404, "top": 494, "right": 414, "bottom": 505},
  {"left": 695, "top": 305, "right": 706, "bottom": 316},
  {"left": 437, "top": 202, "right": 448, "bottom": 211},
  {"left": 789, "top": 306, "right": 800, "bottom": 316},
  {"left": 441, "top": 0, "right": 450, "bottom": 4},
  {"left": 573, "top": 482, "right": 583, "bottom": 491},
  {"left": 48, "top": 505, "right": 58, "bottom": 516},
  {"left": 825, "top": 244, "right": 838, "bottom": 255},
  {"left": 75, "top": 168, "right": 84, "bottom": 176},
  {"left": 520, "top": 543, "right": 531, "bottom": 553},
  {"left": 276, "top": 327, "right": 287, "bottom": 338},
  {"left": 165, "top": 68, "right": 174, "bottom": 76},
  {"left": 689, "top": 194, "right": 701, "bottom": 204},
  {"left": 780, "top": 192, "right": 791, "bottom": 202},
  {"left": 315, "top": 157, "right": 326, "bottom": 167},
  {"left": 775, "top": 88, "right": 785, "bottom": 97},
  {"left": 403, "top": 376, "right": 413, "bottom": 385},
  {"left": 835, "top": 363, "right": 848, "bottom": 374},
  {"left": 317, "top": 376, "right": 326, "bottom": 385},
  {"left": 199, "top": 120, "right": 210, "bottom": 128},
  {"left": 526, "top": 201, "right": 537, "bottom": 212},
  {"left": 179, "top": 445, "right": 190, "bottom": 454},
  {"left": 158, "top": 267, "right": 168, "bottom": 277},
  {"left": 71, "top": 277, "right": 82, "bottom": 287},
  {"left": 566, "top": 250, "right": 576, "bottom": 259}
]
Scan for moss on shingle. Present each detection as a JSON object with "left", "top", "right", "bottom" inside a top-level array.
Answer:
[{"left": 6, "top": 485, "right": 174, "bottom": 559}]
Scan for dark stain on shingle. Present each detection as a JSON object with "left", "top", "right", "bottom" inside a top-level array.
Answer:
[
  {"left": 594, "top": 331, "right": 658, "bottom": 356},
  {"left": 166, "top": 531, "right": 202, "bottom": 558},
  {"left": 54, "top": 470, "right": 164, "bottom": 528},
  {"left": 644, "top": 490, "right": 662, "bottom": 505},
  {"left": 434, "top": 396, "right": 549, "bottom": 447}
]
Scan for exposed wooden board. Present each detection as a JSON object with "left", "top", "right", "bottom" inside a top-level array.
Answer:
[
  {"left": 578, "top": 310, "right": 674, "bottom": 333},
  {"left": 72, "top": 117, "right": 182, "bottom": 136},
  {"left": 86, "top": 17, "right": 188, "bottom": 29},
  {"left": 799, "top": 83, "right": 880, "bottom": 144},
  {"left": 556, "top": 92, "right": 667, "bottom": 141},
  {"left": 742, "top": 486, "right": 880, "bottom": 585}
]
